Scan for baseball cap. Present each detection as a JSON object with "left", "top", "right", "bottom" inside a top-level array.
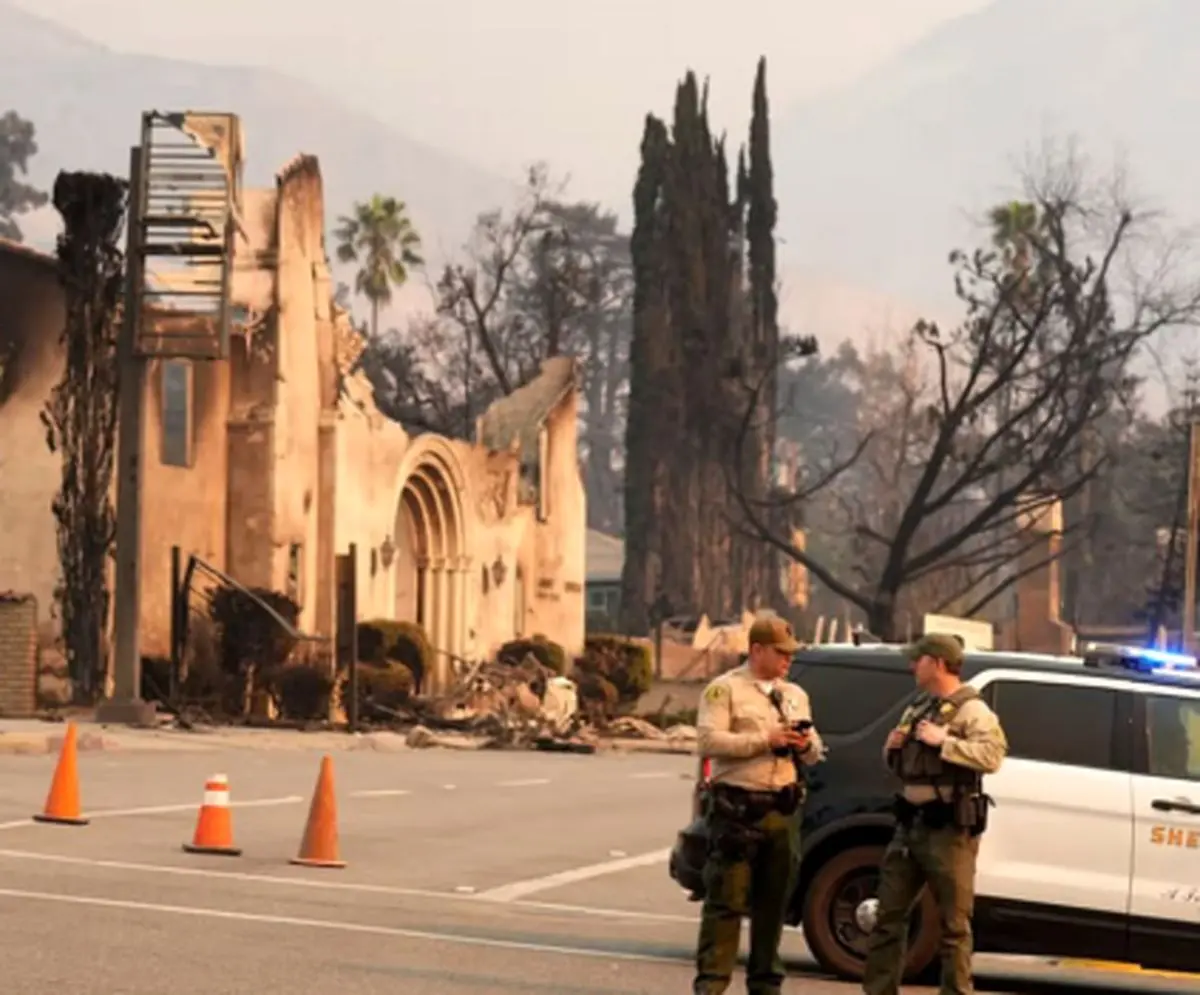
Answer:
[
  {"left": 748, "top": 613, "right": 802, "bottom": 654},
  {"left": 905, "top": 632, "right": 965, "bottom": 668}
]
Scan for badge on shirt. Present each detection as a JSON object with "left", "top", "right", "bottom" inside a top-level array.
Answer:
[{"left": 704, "top": 683, "right": 728, "bottom": 704}]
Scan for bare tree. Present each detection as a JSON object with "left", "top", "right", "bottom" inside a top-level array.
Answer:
[
  {"left": 360, "top": 165, "right": 634, "bottom": 528},
  {"left": 736, "top": 155, "right": 1200, "bottom": 639}
]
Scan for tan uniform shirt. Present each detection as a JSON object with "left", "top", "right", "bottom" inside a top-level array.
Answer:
[
  {"left": 887, "top": 695, "right": 1008, "bottom": 804},
  {"left": 697, "top": 665, "right": 825, "bottom": 792}
]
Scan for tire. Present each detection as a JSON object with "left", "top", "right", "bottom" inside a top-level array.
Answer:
[{"left": 801, "top": 844, "right": 940, "bottom": 983}]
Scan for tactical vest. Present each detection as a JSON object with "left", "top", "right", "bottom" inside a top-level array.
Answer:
[{"left": 889, "top": 685, "right": 981, "bottom": 794}]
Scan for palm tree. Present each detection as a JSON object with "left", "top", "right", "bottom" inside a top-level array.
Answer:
[{"left": 333, "top": 195, "right": 424, "bottom": 338}]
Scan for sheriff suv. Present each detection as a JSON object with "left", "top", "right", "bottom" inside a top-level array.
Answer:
[{"left": 672, "top": 641, "right": 1200, "bottom": 981}]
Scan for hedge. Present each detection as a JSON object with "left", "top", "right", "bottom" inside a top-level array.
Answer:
[
  {"left": 272, "top": 663, "right": 336, "bottom": 721},
  {"left": 341, "top": 662, "right": 415, "bottom": 722},
  {"left": 497, "top": 634, "right": 567, "bottom": 675},
  {"left": 207, "top": 586, "right": 301, "bottom": 714},
  {"left": 576, "top": 634, "right": 654, "bottom": 704},
  {"left": 357, "top": 619, "right": 431, "bottom": 693}
]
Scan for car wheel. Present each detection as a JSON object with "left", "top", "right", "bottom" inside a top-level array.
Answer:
[{"left": 801, "top": 844, "right": 940, "bottom": 982}]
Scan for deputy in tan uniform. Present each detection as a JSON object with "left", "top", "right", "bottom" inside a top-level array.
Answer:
[
  {"left": 693, "top": 613, "right": 824, "bottom": 995},
  {"left": 861, "top": 633, "right": 1007, "bottom": 995}
]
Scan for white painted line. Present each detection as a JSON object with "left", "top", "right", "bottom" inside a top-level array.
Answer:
[
  {"left": 0, "top": 795, "right": 303, "bottom": 831},
  {"left": 349, "top": 789, "right": 411, "bottom": 799},
  {"left": 495, "top": 778, "right": 550, "bottom": 788},
  {"left": 0, "top": 848, "right": 698, "bottom": 924},
  {"left": 90, "top": 796, "right": 305, "bottom": 819},
  {"left": 0, "top": 886, "right": 690, "bottom": 966},
  {"left": 476, "top": 847, "right": 672, "bottom": 902}
]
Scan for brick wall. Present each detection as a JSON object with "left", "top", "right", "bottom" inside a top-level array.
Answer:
[{"left": 0, "top": 594, "right": 37, "bottom": 716}]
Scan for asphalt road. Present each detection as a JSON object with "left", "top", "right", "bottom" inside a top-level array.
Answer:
[{"left": 0, "top": 743, "right": 1196, "bottom": 993}]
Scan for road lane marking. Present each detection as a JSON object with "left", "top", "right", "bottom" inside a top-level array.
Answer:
[
  {"left": 0, "top": 886, "right": 693, "bottom": 965},
  {"left": 0, "top": 848, "right": 698, "bottom": 924},
  {"left": 495, "top": 778, "right": 550, "bottom": 788},
  {"left": 475, "top": 847, "right": 672, "bottom": 902},
  {"left": 1055, "top": 959, "right": 1200, "bottom": 980},
  {"left": 349, "top": 789, "right": 411, "bottom": 798},
  {"left": 0, "top": 795, "right": 304, "bottom": 831}
]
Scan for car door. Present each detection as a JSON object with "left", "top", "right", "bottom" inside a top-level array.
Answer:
[
  {"left": 969, "top": 669, "right": 1135, "bottom": 959},
  {"left": 1128, "top": 685, "right": 1200, "bottom": 970}
]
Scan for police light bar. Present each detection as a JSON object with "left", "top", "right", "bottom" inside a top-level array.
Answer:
[{"left": 1082, "top": 642, "right": 1200, "bottom": 677}]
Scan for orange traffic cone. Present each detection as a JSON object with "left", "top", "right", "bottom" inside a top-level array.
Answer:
[
  {"left": 182, "top": 773, "right": 242, "bottom": 857},
  {"left": 290, "top": 754, "right": 345, "bottom": 869},
  {"left": 33, "top": 721, "right": 88, "bottom": 825}
]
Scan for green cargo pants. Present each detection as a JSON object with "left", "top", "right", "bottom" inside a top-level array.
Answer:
[
  {"left": 861, "top": 821, "right": 980, "bottom": 995},
  {"left": 693, "top": 807, "right": 800, "bottom": 995}
]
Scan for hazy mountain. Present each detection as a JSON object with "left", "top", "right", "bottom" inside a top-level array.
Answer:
[
  {"left": 774, "top": 0, "right": 1200, "bottom": 319},
  {"left": 0, "top": 0, "right": 511, "bottom": 264}
]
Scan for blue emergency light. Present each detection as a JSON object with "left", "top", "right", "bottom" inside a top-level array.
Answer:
[{"left": 1082, "top": 642, "right": 1200, "bottom": 679}]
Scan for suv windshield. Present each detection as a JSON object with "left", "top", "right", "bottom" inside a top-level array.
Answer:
[{"left": 790, "top": 659, "right": 915, "bottom": 736}]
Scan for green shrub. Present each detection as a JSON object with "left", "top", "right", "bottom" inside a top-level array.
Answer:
[
  {"left": 341, "top": 662, "right": 415, "bottom": 722},
  {"left": 578, "top": 634, "right": 654, "bottom": 704},
  {"left": 497, "top": 634, "right": 567, "bottom": 675},
  {"left": 273, "top": 663, "right": 335, "bottom": 721},
  {"left": 207, "top": 586, "right": 301, "bottom": 715},
  {"left": 357, "top": 619, "right": 431, "bottom": 692}
]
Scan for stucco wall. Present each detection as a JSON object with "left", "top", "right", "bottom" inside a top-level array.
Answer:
[
  {"left": 332, "top": 377, "right": 411, "bottom": 620},
  {"left": 270, "top": 157, "right": 325, "bottom": 631},
  {"left": 0, "top": 242, "right": 65, "bottom": 632},
  {"left": 525, "top": 392, "right": 586, "bottom": 656},
  {"left": 139, "top": 356, "right": 231, "bottom": 657}
]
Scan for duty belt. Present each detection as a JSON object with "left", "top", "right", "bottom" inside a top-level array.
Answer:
[{"left": 711, "top": 781, "right": 802, "bottom": 818}]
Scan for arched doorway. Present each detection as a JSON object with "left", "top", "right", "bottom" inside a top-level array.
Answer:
[{"left": 392, "top": 450, "right": 466, "bottom": 692}]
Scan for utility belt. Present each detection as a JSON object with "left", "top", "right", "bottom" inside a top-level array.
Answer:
[
  {"left": 897, "top": 787, "right": 988, "bottom": 835},
  {"left": 704, "top": 782, "right": 802, "bottom": 862},
  {"left": 710, "top": 781, "right": 804, "bottom": 821},
  {"left": 894, "top": 790, "right": 992, "bottom": 837}
]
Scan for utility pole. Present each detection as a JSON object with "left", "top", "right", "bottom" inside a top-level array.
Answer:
[{"left": 96, "top": 143, "right": 156, "bottom": 727}]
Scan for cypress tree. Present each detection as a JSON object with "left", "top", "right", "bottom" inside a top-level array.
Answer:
[
  {"left": 619, "top": 114, "right": 671, "bottom": 635},
  {"left": 743, "top": 56, "right": 783, "bottom": 609},
  {"left": 622, "top": 63, "right": 781, "bottom": 628}
]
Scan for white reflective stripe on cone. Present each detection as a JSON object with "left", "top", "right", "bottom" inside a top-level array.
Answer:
[{"left": 202, "top": 791, "right": 230, "bottom": 806}]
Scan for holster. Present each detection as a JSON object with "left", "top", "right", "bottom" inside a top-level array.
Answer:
[
  {"left": 956, "top": 792, "right": 993, "bottom": 837},
  {"left": 706, "top": 783, "right": 799, "bottom": 860}
]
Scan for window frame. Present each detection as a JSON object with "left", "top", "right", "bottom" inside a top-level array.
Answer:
[
  {"left": 1133, "top": 690, "right": 1200, "bottom": 783},
  {"left": 972, "top": 668, "right": 1135, "bottom": 774}
]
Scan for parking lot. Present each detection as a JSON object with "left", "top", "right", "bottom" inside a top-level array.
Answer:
[{"left": 0, "top": 737, "right": 1196, "bottom": 993}]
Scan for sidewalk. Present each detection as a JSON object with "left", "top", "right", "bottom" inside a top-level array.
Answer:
[{"left": 0, "top": 717, "right": 696, "bottom": 757}]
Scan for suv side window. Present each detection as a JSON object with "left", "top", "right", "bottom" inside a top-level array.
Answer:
[
  {"left": 791, "top": 663, "right": 914, "bottom": 735},
  {"left": 987, "top": 680, "right": 1117, "bottom": 770},
  {"left": 1145, "top": 694, "right": 1200, "bottom": 781}
]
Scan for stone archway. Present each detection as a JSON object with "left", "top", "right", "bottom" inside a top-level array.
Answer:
[{"left": 392, "top": 445, "right": 468, "bottom": 692}]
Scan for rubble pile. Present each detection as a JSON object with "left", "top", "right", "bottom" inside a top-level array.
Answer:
[{"left": 402, "top": 653, "right": 595, "bottom": 751}]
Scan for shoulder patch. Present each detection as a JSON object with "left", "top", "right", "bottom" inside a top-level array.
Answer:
[{"left": 703, "top": 683, "right": 729, "bottom": 704}]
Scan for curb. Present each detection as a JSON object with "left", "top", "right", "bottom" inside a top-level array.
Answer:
[{"left": 0, "top": 730, "right": 114, "bottom": 756}]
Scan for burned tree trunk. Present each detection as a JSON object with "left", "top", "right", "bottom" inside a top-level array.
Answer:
[{"left": 40, "top": 171, "right": 128, "bottom": 702}]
